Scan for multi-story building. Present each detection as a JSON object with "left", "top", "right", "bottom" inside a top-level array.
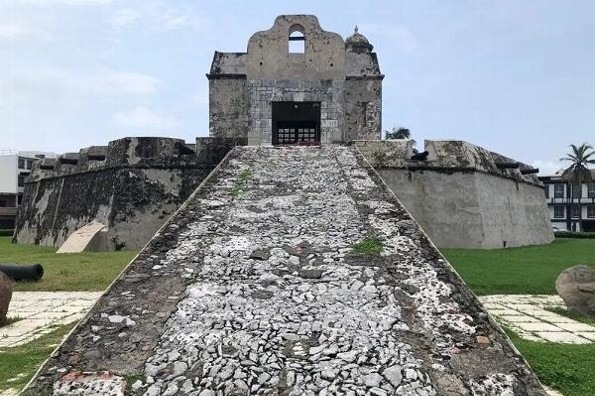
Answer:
[
  {"left": 539, "top": 170, "right": 595, "bottom": 232},
  {"left": 0, "top": 151, "right": 53, "bottom": 229}
]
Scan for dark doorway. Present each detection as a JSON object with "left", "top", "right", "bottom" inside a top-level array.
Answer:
[{"left": 272, "top": 102, "right": 320, "bottom": 145}]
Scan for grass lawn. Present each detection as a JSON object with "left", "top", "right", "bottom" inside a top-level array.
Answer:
[
  {"left": 505, "top": 329, "right": 595, "bottom": 396},
  {"left": 0, "top": 236, "right": 138, "bottom": 291},
  {"left": 441, "top": 239, "right": 595, "bottom": 295},
  {"left": 0, "top": 323, "right": 76, "bottom": 392},
  {"left": 441, "top": 239, "right": 595, "bottom": 396}
]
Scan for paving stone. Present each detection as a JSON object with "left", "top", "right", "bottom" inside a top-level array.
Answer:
[
  {"left": 574, "top": 332, "right": 595, "bottom": 341},
  {"left": 0, "top": 291, "right": 101, "bottom": 348},
  {"left": 497, "top": 314, "right": 542, "bottom": 324},
  {"left": 552, "top": 322, "right": 595, "bottom": 332},
  {"left": 534, "top": 331, "right": 590, "bottom": 344},
  {"left": 480, "top": 294, "right": 595, "bottom": 345}
]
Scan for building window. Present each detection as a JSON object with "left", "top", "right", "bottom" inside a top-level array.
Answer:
[
  {"left": 288, "top": 29, "right": 305, "bottom": 53},
  {"left": 554, "top": 205, "right": 564, "bottom": 218},
  {"left": 18, "top": 175, "right": 25, "bottom": 187},
  {"left": 0, "top": 197, "right": 6, "bottom": 207},
  {"left": 571, "top": 184, "right": 582, "bottom": 198},
  {"left": 26, "top": 160, "right": 33, "bottom": 170},
  {"left": 544, "top": 185, "right": 549, "bottom": 198},
  {"left": 588, "top": 205, "right": 595, "bottom": 218},
  {"left": 18, "top": 194, "right": 23, "bottom": 205},
  {"left": 18, "top": 158, "right": 25, "bottom": 169},
  {"left": 554, "top": 184, "right": 564, "bottom": 198},
  {"left": 571, "top": 205, "right": 580, "bottom": 218},
  {"left": 589, "top": 183, "right": 595, "bottom": 198}
]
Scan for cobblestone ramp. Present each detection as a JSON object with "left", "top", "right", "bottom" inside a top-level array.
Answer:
[{"left": 24, "top": 147, "right": 547, "bottom": 396}]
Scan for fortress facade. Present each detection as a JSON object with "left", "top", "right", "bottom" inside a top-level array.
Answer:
[{"left": 14, "top": 15, "right": 552, "bottom": 251}]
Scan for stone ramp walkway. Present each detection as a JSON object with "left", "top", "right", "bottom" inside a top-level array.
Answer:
[{"left": 24, "top": 147, "right": 547, "bottom": 395}]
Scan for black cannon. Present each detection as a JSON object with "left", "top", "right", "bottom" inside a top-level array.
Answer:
[{"left": 0, "top": 263, "right": 44, "bottom": 281}]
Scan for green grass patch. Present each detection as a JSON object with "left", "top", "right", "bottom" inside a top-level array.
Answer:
[
  {"left": 504, "top": 328, "right": 595, "bottom": 396},
  {"left": 231, "top": 167, "right": 253, "bottom": 198},
  {"left": 124, "top": 374, "right": 147, "bottom": 392},
  {"left": 0, "top": 322, "right": 76, "bottom": 392},
  {"left": 351, "top": 237, "right": 384, "bottom": 255},
  {"left": 440, "top": 239, "right": 595, "bottom": 295},
  {"left": 0, "top": 237, "right": 138, "bottom": 291},
  {"left": 544, "top": 306, "right": 595, "bottom": 325},
  {"left": 0, "top": 316, "right": 22, "bottom": 328}
]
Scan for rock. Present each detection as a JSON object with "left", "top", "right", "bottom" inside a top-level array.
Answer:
[
  {"left": 382, "top": 366, "right": 402, "bottom": 387},
  {"left": 250, "top": 249, "right": 271, "bottom": 261},
  {"left": 364, "top": 373, "right": 383, "bottom": 387},
  {"left": 0, "top": 271, "right": 13, "bottom": 321},
  {"left": 555, "top": 265, "right": 595, "bottom": 316}
]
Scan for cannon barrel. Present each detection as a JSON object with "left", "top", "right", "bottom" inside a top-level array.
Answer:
[{"left": 0, "top": 263, "right": 44, "bottom": 281}]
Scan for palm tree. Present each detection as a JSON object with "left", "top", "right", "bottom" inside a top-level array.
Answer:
[
  {"left": 384, "top": 127, "right": 416, "bottom": 146},
  {"left": 560, "top": 143, "right": 595, "bottom": 231}
]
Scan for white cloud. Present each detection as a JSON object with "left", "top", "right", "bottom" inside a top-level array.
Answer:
[
  {"left": 18, "top": 0, "right": 114, "bottom": 5},
  {"left": 113, "top": 106, "right": 178, "bottom": 128},
  {"left": 110, "top": 9, "right": 141, "bottom": 30},
  {"left": 531, "top": 160, "right": 564, "bottom": 176},
  {"left": 160, "top": 8, "right": 191, "bottom": 30},
  {"left": 0, "top": 69, "right": 160, "bottom": 100},
  {"left": 108, "top": 5, "right": 205, "bottom": 33},
  {"left": 359, "top": 24, "right": 417, "bottom": 53},
  {"left": 0, "top": 24, "right": 26, "bottom": 39},
  {"left": 89, "top": 71, "right": 160, "bottom": 94},
  {"left": 0, "top": 22, "right": 50, "bottom": 40}
]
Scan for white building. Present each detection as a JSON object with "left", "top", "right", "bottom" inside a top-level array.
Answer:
[
  {"left": 539, "top": 170, "right": 595, "bottom": 232},
  {"left": 0, "top": 151, "right": 53, "bottom": 229}
]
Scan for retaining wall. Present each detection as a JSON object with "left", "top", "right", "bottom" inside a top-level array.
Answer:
[{"left": 354, "top": 140, "right": 554, "bottom": 249}]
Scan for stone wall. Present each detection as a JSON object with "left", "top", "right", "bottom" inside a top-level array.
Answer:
[
  {"left": 344, "top": 78, "right": 382, "bottom": 141},
  {"left": 208, "top": 15, "right": 383, "bottom": 145},
  {"left": 14, "top": 137, "right": 242, "bottom": 250},
  {"left": 354, "top": 140, "right": 554, "bottom": 249},
  {"left": 208, "top": 77, "right": 250, "bottom": 139},
  {"left": 246, "top": 15, "right": 346, "bottom": 81},
  {"left": 247, "top": 79, "right": 345, "bottom": 145}
]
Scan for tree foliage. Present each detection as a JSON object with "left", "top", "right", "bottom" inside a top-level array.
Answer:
[
  {"left": 384, "top": 127, "right": 411, "bottom": 140},
  {"left": 560, "top": 143, "right": 595, "bottom": 184}
]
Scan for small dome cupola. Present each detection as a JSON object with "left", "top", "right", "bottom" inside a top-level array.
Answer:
[{"left": 345, "top": 26, "right": 373, "bottom": 53}]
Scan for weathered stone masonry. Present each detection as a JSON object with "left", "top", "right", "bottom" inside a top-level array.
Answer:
[
  {"left": 13, "top": 137, "right": 245, "bottom": 250},
  {"left": 354, "top": 140, "right": 554, "bottom": 249},
  {"left": 208, "top": 15, "right": 383, "bottom": 145},
  {"left": 24, "top": 147, "right": 547, "bottom": 395}
]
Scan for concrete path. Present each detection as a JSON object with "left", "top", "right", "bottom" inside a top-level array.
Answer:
[
  {"left": 479, "top": 295, "right": 595, "bottom": 344},
  {"left": 0, "top": 291, "right": 102, "bottom": 348}
]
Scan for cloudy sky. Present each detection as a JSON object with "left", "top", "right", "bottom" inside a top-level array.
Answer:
[{"left": 1, "top": 0, "right": 594, "bottom": 175}]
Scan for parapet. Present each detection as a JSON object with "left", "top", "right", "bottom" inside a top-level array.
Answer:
[
  {"left": 195, "top": 137, "right": 249, "bottom": 166},
  {"left": 353, "top": 139, "right": 542, "bottom": 186},
  {"left": 27, "top": 137, "right": 209, "bottom": 181}
]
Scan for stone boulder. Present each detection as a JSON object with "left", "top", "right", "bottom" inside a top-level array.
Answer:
[
  {"left": 555, "top": 265, "right": 595, "bottom": 316},
  {"left": 0, "top": 271, "right": 13, "bottom": 321}
]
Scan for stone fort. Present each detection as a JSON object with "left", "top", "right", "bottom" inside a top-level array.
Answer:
[
  {"left": 15, "top": 15, "right": 552, "bottom": 251},
  {"left": 21, "top": 15, "right": 552, "bottom": 395}
]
